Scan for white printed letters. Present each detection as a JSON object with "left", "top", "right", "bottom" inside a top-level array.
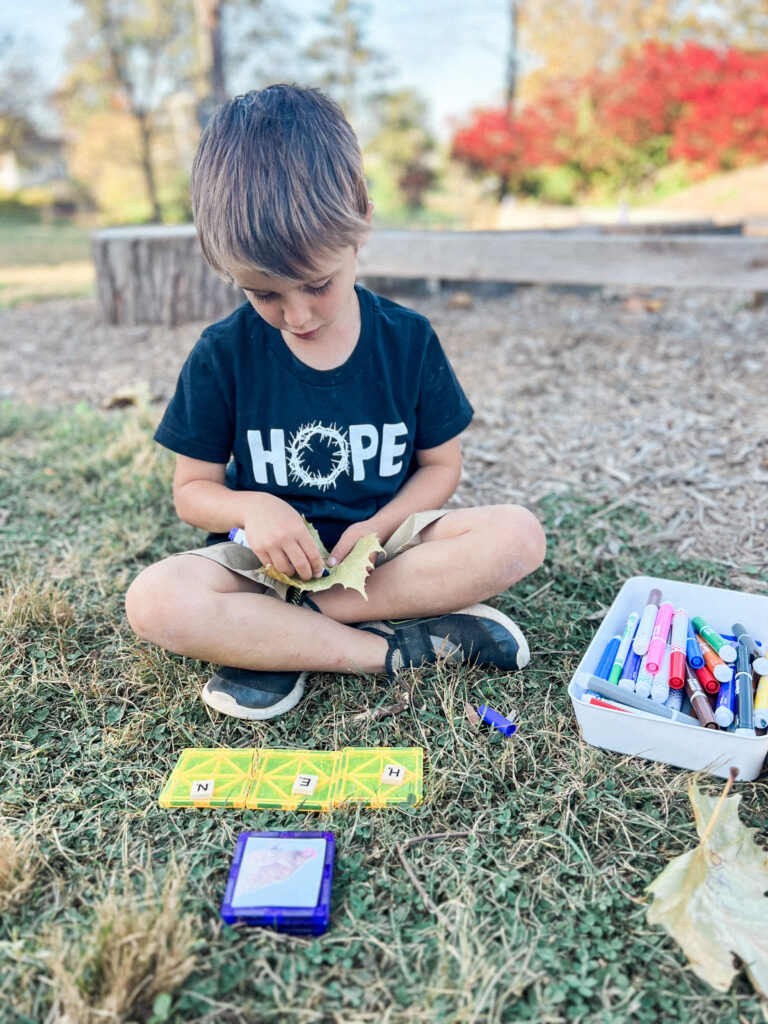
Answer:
[{"left": 247, "top": 421, "right": 408, "bottom": 488}]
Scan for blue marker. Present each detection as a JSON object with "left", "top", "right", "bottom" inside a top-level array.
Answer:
[
  {"left": 686, "top": 623, "right": 705, "bottom": 669},
  {"left": 714, "top": 675, "right": 736, "bottom": 728},
  {"left": 595, "top": 636, "right": 621, "bottom": 680},
  {"left": 477, "top": 706, "right": 517, "bottom": 737},
  {"left": 617, "top": 647, "right": 642, "bottom": 692}
]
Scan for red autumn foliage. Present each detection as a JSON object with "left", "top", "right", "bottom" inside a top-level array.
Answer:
[{"left": 451, "top": 41, "right": 768, "bottom": 195}]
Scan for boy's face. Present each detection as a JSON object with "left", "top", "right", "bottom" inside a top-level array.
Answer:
[{"left": 228, "top": 245, "right": 361, "bottom": 345}]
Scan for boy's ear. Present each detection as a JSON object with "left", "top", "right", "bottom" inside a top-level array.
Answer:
[{"left": 356, "top": 201, "right": 375, "bottom": 254}]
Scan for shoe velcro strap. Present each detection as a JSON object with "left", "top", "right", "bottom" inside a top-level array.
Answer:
[{"left": 393, "top": 621, "right": 436, "bottom": 667}]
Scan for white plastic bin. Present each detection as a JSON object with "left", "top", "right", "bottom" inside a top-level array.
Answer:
[{"left": 568, "top": 575, "right": 768, "bottom": 780}]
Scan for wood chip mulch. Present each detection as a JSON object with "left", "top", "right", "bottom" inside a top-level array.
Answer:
[{"left": 2, "top": 285, "right": 767, "bottom": 589}]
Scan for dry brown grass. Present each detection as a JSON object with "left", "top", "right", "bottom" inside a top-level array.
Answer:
[
  {"left": 0, "top": 824, "right": 42, "bottom": 913},
  {"left": 46, "top": 870, "right": 198, "bottom": 1024},
  {"left": 0, "top": 261, "right": 94, "bottom": 305},
  {"left": 0, "top": 577, "right": 76, "bottom": 630}
]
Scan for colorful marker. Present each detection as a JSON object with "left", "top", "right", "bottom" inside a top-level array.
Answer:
[
  {"left": 668, "top": 609, "right": 688, "bottom": 689},
  {"left": 685, "top": 622, "right": 705, "bottom": 669},
  {"left": 618, "top": 647, "right": 642, "bottom": 692},
  {"left": 650, "top": 644, "right": 671, "bottom": 705},
  {"left": 732, "top": 622, "right": 768, "bottom": 676},
  {"left": 754, "top": 675, "right": 768, "bottom": 729},
  {"left": 734, "top": 640, "right": 755, "bottom": 733},
  {"left": 634, "top": 651, "right": 655, "bottom": 699},
  {"left": 228, "top": 527, "right": 330, "bottom": 576},
  {"left": 586, "top": 675, "right": 699, "bottom": 725},
  {"left": 646, "top": 602, "right": 674, "bottom": 674},
  {"left": 714, "top": 676, "right": 736, "bottom": 728},
  {"left": 696, "top": 636, "right": 732, "bottom": 684},
  {"left": 581, "top": 692, "right": 634, "bottom": 713},
  {"left": 691, "top": 616, "right": 737, "bottom": 663},
  {"left": 595, "top": 636, "right": 622, "bottom": 680},
  {"left": 608, "top": 612, "right": 640, "bottom": 684},
  {"left": 665, "top": 688, "right": 684, "bottom": 713},
  {"left": 632, "top": 588, "right": 662, "bottom": 655},
  {"left": 684, "top": 663, "right": 719, "bottom": 729},
  {"left": 694, "top": 662, "right": 720, "bottom": 695}
]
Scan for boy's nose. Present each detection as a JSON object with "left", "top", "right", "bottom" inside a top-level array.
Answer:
[{"left": 283, "top": 298, "right": 311, "bottom": 329}]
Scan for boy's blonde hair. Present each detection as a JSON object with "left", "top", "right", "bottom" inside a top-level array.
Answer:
[{"left": 191, "top": 84, "right": 370, "bottom": 281}]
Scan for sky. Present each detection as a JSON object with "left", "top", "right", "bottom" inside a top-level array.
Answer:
[{"left": 0, "top": 0, "right": 511, "bottom": 138}]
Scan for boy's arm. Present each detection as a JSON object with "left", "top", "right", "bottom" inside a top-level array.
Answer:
[
  {"left": 172, "top": 455, "right": 326, "bottom": 580},
  {"left": 327, "top": 437, "right": 462, "bottom": 566}
]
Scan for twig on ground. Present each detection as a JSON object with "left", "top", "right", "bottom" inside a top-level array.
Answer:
[{"left": 350, "top": 690, "right": 413, "bottom": 722}]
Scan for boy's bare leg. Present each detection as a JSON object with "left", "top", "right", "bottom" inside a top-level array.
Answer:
[
  {"left": 126, "top": 556, "right": 390, "bottom": 674},
  {"left": 315, "top": 504, "right": 546, "bottom": 624},
  {"left": 125, "top": 504, "right": 545, "bottom": 674}
]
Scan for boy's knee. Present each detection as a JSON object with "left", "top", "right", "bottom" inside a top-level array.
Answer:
[
  {"left": 492, "top": 504, "right": 546, "bottom": 584},
  {"left": 125, "top": 561, "right": 178, "bottom": 643}
]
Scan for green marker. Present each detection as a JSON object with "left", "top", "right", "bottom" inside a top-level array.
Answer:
[
  {"left": 691, "top": 616, "right": 737, "bottom": 663},
  {"left": 608, "top": 611, "right": 640, "bottom": 685}
]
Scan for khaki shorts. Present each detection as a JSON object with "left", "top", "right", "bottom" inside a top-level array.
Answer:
[{"left": 181, "top": 509, "right": 452, "bottom": 600}]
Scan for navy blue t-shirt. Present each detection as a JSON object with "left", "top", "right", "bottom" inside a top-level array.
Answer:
[{"left": 155, "top": 285, "right": 474, "bottom": 549}]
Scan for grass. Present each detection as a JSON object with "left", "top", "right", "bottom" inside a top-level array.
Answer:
[
  {"left": 0, "top": 217, "right": 92, "bottom": 268},
  {"left": 1, "top": 399, "right": 766, "bottom": 1024},
  {"left": 0, "top": 217, "right": 95, "bottom": 308}
]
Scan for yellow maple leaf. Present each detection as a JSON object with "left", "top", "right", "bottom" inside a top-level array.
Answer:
[
  {"left": 646, "top": 769, "right": 768, "bottom": 996},
  {"left": 259, "top": 519, "right": 383, "bottom": 600}
]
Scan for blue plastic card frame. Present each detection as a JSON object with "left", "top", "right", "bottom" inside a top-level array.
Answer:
[{"left": 220, "top": 830, "right": 335, "bottom": 935}]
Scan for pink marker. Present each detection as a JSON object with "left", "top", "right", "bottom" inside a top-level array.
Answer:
[{"left": 645, "top": 602, "right": 674, "bottom": 674}]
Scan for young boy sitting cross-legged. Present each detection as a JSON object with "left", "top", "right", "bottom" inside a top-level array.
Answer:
[{"left": 125, "top": 84, "right": 546, "bottom": 720}]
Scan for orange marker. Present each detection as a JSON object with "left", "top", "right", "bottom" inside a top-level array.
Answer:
[{"left": 696, "top": 636, "right": 732, "bottom": 684}]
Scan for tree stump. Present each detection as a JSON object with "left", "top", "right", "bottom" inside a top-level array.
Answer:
[{"left": 91, "top": 225, "right": 240, "bottom": 327}]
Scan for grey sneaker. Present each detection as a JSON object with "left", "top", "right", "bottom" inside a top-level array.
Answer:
[
  {"left": 202, "top": 666, "right": 308, "bottom": 721},
  {"left": 200, "top": 588, "right": 320, "bottom": 720},
  {"left": 359, "top": 603, "right": 529, "bottom": 678}
]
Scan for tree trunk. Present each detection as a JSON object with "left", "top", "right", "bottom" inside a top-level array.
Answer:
[
  {"left": 135, "top": 109, "right": 164, "bottom": 224},
  {"left": 91, "top": 225, "right": 240, "bottom": 326}
]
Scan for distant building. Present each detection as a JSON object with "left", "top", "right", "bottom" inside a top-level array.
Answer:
[{"left": 0, "top": 137, "right": 68, "bottom": 192}]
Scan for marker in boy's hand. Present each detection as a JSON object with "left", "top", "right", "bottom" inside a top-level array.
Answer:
[
  {"left": 236, "top": 496, "right": 327, "bottom": 581},
  {"left": 229, "top": 526, "right": 327, "bottom": 580}
]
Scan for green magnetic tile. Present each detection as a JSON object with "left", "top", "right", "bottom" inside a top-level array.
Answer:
[
  {"left": 246, "top": 749, "right": 341, "bottom": 811},
  {"left": 158, "top": 747, "right": 258, "bottom": 808},
  {"left": 334, "top": 747, "right": 423, "bottom": 808}
]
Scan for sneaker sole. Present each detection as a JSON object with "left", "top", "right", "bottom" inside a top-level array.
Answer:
[
  {"left": 201, "top": 672, "right": 308, "bottom": 721},
  {"left": 455, "top": 602, "right": 530, "bottom": 670}
]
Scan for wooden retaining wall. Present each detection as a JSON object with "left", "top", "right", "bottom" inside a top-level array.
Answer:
[{"left": 92, "top": 224, "right": 768, "bottom": 326}]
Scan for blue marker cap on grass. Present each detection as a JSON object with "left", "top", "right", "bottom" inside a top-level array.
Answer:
[{"left": 477, "top": 705, "right": 517, "bottom": 737}]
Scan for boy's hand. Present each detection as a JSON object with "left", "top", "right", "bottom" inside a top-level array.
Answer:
[
  {"left": 327, "top": 519, "right": 381, "bottom": 569},
  {"left": 243, "top": 495, "right": 326, "bottom": 581}
]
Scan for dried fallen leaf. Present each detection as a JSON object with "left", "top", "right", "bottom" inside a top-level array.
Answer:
[
  {"left": 646, "top": 768, "right": 768, "bottom": 996},
  {"left": 464, "top": 702, "right": 481, "bottom": 726},
  {"left": 259, "top": 519, "right": 384, "bottom": 600}
]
